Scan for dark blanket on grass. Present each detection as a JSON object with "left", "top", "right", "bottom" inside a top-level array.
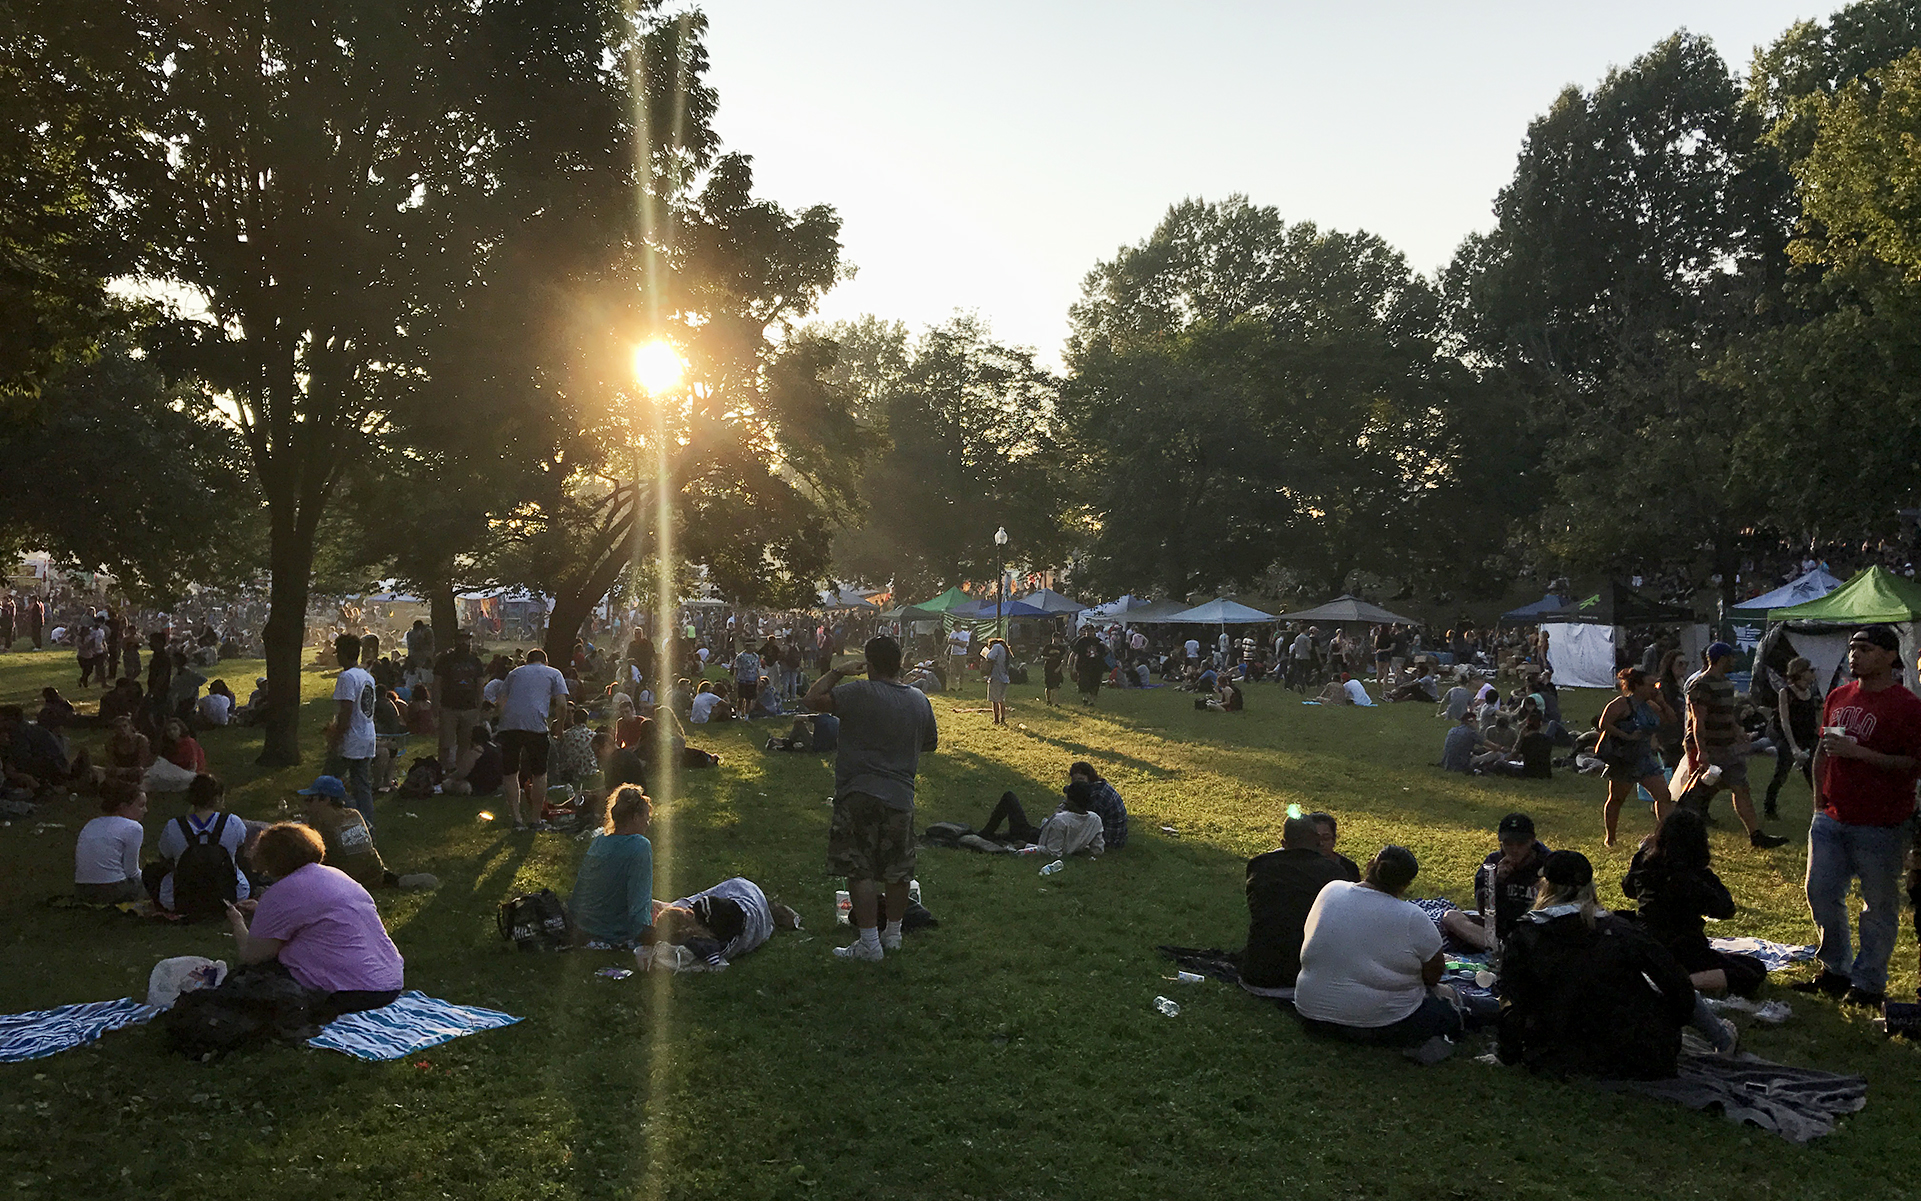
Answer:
[{"left": 1593, "top": 1053, "right": 1866, "bottom": 1143}]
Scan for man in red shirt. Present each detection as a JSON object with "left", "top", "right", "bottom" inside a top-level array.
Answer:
[{"left": 1794, "top": 625, "right": 1921, "bottom": 1008}]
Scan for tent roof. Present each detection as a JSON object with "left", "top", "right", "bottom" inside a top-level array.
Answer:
[
  {"left": 1731, "top": 567, "right": 1846, "bottom": 614},
  {"left": 947, "top": 596, "right": 1052, "bottom": 619},
  {"left": 817, "top": 587, "right": 877, "bottom": 611},
  {"left": 1276, "top": 594, "right": 1420, "bottom": 626},
  {"left": 879, "top": 604, "right": 944, "bottom": 622},
  {"left": 1081, "top": 594, "right": 1147, "bottom": 620},
  {"left": 1163, "top": 597, "right": 1277, "bottom": 624},
  {"left": 910, "top": 586, "right": 972, "bottom": 613},
  {"left": 1769, "top": 566, "right": 1921, "bottom": 624},
  {"left": 1540, "top": 582, "right": 1694, "bottom": 626},
  {"left": 1016, "top": 588, "right": 1086, "bottom": 614},
  {"left": 1498, "top": 595, "right": 1568, "bottom": 625}
]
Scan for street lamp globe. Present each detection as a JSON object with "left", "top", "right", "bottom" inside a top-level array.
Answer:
[
  {"left": 633, "top": 340, "right": 684, "bottom": 396},
  {"left": 994, "top": 526, "right": 1008, "bottom": 547}
]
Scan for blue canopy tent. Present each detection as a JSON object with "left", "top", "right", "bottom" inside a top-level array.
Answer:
[
  {"left": 1017, "top": 589, "right": 1087, "bottom": 615},
  {"left": 1498, "top": 595, "right": 1568, "bottom": 625}
]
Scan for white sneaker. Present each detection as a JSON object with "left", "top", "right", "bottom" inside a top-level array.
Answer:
[
  {"left": 833, "top": 940, "right": 884, "bottom": 962},
  {"left": 880, "top": 929, "right": 902, "bottom": 952}
]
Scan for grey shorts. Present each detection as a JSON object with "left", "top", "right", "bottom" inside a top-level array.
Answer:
[
  {"left": 1713, "top": 757, "right": 1749, "bottom": 791},
  {"left": 987, "top": 679, "right": 1008, "bottom": 703}
]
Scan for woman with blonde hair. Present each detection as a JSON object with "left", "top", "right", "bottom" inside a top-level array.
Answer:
[{"left": 566, "top": 786, "right": 655, "bottom": 946}]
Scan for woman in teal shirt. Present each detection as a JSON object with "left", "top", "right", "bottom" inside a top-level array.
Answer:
[{"left": 568, "top": 786, "right": 655, "bottom": 945}]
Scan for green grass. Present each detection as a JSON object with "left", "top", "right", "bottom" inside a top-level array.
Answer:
[{"left": 3, "top": 647, "right": 1920, "bottom": 1199}]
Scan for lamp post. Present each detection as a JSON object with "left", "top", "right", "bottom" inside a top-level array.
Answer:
[{"left": 993, "top": 526, "right": 1009, "bottom": 639}]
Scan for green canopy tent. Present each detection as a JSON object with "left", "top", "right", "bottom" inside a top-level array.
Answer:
[
  {"left": 1762, "top": 566, "right": 1921, "bottom": 693},
  {"left": 912, "top": 586, "right": 973, "bottom": 613}
]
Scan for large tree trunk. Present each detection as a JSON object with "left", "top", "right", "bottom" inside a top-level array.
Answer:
[
  {"left": 257, "top": 507, "right": 317, "bottom": 767},
  {"left": 429, "top": 568, "right": 458, "bottom": 647}
]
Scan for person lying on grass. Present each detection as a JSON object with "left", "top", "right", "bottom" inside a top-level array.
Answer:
[
  {"left": 294, "top": 775, "right": 435, "bottom": 891},
  {"left": 766, "top": 712, "right": 840, "bottom": 753},
  {"left": 653, "top": 877, "right": 802, "bottom": 967},
  {"left": 1294, "top": 844, "right": 1466, "bottom": 1062},
  {"left": 224, "top": 821, "right": 404, "bottom": 1024},
  {"left": 976, "top": 788, "right": 1104, "bottom": 856},
  {"left": 1311, "top": 674, "right": 1372, "bottom": 706},
  {"left": 567, "top": 786, "right": 655, "bottom": 947},
  {"left": 1496, "top": 849, "right": 1732, "bottom": 1075},
  {"left": 1438, "top": 811, "right": 1550, "bottom": 952}
]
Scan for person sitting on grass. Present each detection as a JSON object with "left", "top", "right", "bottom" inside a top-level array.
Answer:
[
  {"left": 567, "top": 786, "right": 655, "bottom": 947},
  {"left": 443, "top": 726, "right": 505, "bottom": 797},
  {"left": 689, "top": 680, "right": 734, "bottom": 724},
  {"left": 1, "top": 703, "right": 83, "bottom": 801},
  {"left": 747, "top": 674, "right": 784, "bottom": 720},
  {"left": 294, "top": 774, "right": 434, "bottom": 891},
  {"left": 1437, "top": 672, "right": 1472, "bottom": 721},
  {"left": 653, "top": 877, "right": 802, "bottom": 967},
  {"left": 37, "top": 686, "right": 77, "bottom": 732},
  {"left": 976, "top": 787, "right": 1105, "bottom": 856},
  {"left": 196, "top": 679, "right": 237, "bottom": 729},
  {"left": 159, "top": 717, "right": 207, "bottom": 774},
  {"left": 1200, "top": 674, "right": 1244, "bottom": 712},
  {"left": 1438, "top": 812, "right": 1549, "bottom": 951},
  {"left": 1308, "top": 811, "right": 1362, "bottom": 881},
  {"left": 1311, "top": 674, "right": 1373, "bottom": 706},
  {"left": 1439, "top": 711, "right": 1489, "bottom": 773},
  {"left": 1496, "top": 849, "right": 1728, "bottom": 1075},
  {"left": 1620, "top": 807, "right": 1767, "bottom": 999},
  {"left": 1240, "top": 814, "right": 1347, "bottom": 998},
  {"left": 1293, "top": 845, "right": 1464, "bottom": 1061},
  {"left": 99, "top": 678, "right": 144, "bottom": 726},
  {"left": 1486, "top": 713, "right": 1552, "bottom": 778},
  {"left": 1386, "top": 666, "right": 1440, "bottom": 704},
  {"left": 73, "top": 779, "right": 148, "bottom": 903},
  {"left": 1064, "top": 761, "right": 1129, "bottom": 849},
  {"left": 767, "top": 712, "right": 840, "bottom": 753},
  {"left": 146, "top": 772, "right": 250, "bottom": 917},
  {"left": 223, "top": 822, "right": 405, "bottom": 1024}
]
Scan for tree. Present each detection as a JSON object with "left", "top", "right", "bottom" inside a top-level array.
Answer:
[
  {"left": 831, "top": 315, "right": 1066, "bottom": 599},
  {"left": 1064, "top": 197, "right": 1509, "bottom": 600},
  {"left": 0, "top": 326, "right": 263, "bottom": 599}
]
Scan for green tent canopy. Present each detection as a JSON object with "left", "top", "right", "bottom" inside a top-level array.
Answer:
[
  {"left": 1767, "top": 566, "right": 1921, "bottom": 624},
  {"left": 911, "top": 586, "right": 973, "bottom": 613}
]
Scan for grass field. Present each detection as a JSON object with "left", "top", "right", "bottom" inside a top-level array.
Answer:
[{"left": 3, "top": 646, "right": 1920, "bottom": 1200}]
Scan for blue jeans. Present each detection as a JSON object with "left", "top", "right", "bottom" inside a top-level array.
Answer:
[
  {"left": 325, "top": 755, "right": 376, "bottom": 833},
  {"left": 1805, "top": 811, "right": 1907, "bottom": 992},
  {"left": 1305, "top": 991, "right": 1464, "bottom": 1047}
]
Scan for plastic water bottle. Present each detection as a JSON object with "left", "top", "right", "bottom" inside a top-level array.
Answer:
[
  {"left": 1153, "top": 996, "right": 1181, "bottom": 1017},
  {"left": 1175, "top": 971, "right": 1204, "bottom": 985},
  {"left": 1477, "top": 860, "right": 1502, "bottom": 969},
  {"left": 834, "top": 890, "right": 851, "bottom": 927},
  {"left": 908, "top": 879, "right": 922, "bottom": 906},
  {"left": 1039, "top": 859, "right": 1065, "bottom": 876}
]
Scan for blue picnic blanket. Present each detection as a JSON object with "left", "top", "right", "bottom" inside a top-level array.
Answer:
[
  {"left": 307, "top": 990, "right": 522, "bottom": 1061},
  {"left": 0, "top": 998, "right": 158, "bottom": 1063}
]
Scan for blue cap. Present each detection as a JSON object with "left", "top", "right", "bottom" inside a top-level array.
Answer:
[
  {"left": 1706, "top": 642, "right": 1735, "bottom": 662},
  {"left": 296, "top": 775, "right": 347, "bottom": 799}
]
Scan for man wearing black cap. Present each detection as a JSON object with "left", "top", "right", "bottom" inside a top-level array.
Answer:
[
  {"left": 1684, "top": 641, "right": 1789, "bottom": 848},
  {"left": 1796, "top": 624, "right": 1921, "bottom": 1007},
  {"left": 1439, "top": 812, "right": 1549, "bottom": 951}
]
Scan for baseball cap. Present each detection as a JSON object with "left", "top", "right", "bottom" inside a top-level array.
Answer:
[
  {"left": 1705, "top": 641, "right": 1735, "bottom": 662},
  {"left": 1543, "top": 850, "right": 1593, "bottom": 888},
  {"left": 296, "top": 775, "right": 347, "bottom": 799},
  {"left": 1497, "top": 812, "right": 1535, "bottom": 840},
  {"left": 1851, "top": 624, "right": 1900, "bottom": 652}
]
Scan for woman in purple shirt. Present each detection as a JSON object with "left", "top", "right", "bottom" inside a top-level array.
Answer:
[{"left": 224, "top": 823, "right": 404, "bottom": 1022}]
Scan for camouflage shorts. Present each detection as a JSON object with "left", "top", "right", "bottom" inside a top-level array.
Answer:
[{"left": 826, "top": 792, "right": 916, "bottom": 883}]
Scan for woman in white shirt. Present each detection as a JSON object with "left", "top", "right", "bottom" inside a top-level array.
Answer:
[
  {"left": 149, "top": 773, "right": 250, "bottom": 912},
  {"left": 74, "top": 779, "right": 148, "bottom": 903}
]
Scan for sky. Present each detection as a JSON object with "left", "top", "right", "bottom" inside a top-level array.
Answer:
[{"left": 696, "top": 0, "right": 1830, "bottom": 364}]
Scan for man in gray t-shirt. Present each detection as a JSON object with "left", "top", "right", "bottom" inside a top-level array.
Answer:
[{"left": 804, "top": 635, "right": 938, "bottom": 962}]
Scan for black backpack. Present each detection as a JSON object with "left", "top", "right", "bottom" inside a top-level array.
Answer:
[
  {"left": 398, "top": 756, "right": 443, "bottom": 798},
  {"left": 171, "top": 814, "right": 238, "bottom": 921},
  {"left": 162, "top": 965, "right": 322, "bottom": 1060},
  {"left": 497, "top": 889, "right": 575, "bottom": 951}
]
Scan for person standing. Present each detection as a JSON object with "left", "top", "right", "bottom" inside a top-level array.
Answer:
[
  {"left": 27, "top": 595, "right": 44, "bottom": 650},
  {"left": 1039, "top": 633, "right": 1067, "bottom": 706},
  {"left": 803, "top": 636, "right": 938, "bottom": 962},
  {"left": 982, "top": 636, "right": 1011, "bottom": 726},
  {"left": 946, "top": 625, "right": 971, "bottom": 688},
  {"left": 327, "top": 633, "right": 379, "bottom": 830},
  {"left": 496, "top": 648, "right": 573, "bottom": 830},
  {"left": 1682, "top": 643, "right": 1789, "bottom": 849},
  {"left": 433, "top": 629, "right": 486, "bottom": 772},
  {"left": 1373, "top": 624, "right": 1394, "bottom": 686},
  {"left": 1794, "top": 625, "right": 1921, "bottom": 1008},
  {"left": 1597, "top": 668, "right": 1673, "bottom": 847},
  {"left": 0, "top": 593, "right": 14, "bottom": 652},
  {"left": 732, "top": 643, "right": 763, "bottom": 709},
  {"left": 1072, "top": 627, "right": 1106, "bottom": 706},
  {"left": 1764, "top": 656, "right": 1821, "bottom": 820}
]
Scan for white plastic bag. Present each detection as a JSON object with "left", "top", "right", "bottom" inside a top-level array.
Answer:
[
  {"left": 141, "top": 758, "right": 200, "bottom": 794},
  {"left": 146, "top": 955, "right": 228, "bottom": 1009}
]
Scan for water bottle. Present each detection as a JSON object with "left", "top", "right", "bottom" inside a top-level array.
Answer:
[
  {"left": 908, "top": 879, "right": 922, "bottom": 906},
  {"left": 1153, "top": 996, "right": 1181, "bottom": 1017},
  {"left": 1477, "top": 860, "right": 1502, "bottom": 969},
  {"left": 1175, "top": 971, "right": 1204, "bottom": 985},
  {"left": 1039, "top": 859, "right": 1065, "bottom": 876},
  {"left": 834, "top": 890, "right": 851, "bottom": 927}
]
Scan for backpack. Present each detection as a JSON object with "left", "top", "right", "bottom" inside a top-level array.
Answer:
[
  {"left": 171, "top": 813, "right": 238, "bottom": 921},
  {"left": 398, "top": 756, "right": 443, "bottom": 798},
  {"left": 161, "top": 965, "right": 323, "bottom": 1060},
  {"left": 496, "top": 889, "right": 574, "bottom": 951}
]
